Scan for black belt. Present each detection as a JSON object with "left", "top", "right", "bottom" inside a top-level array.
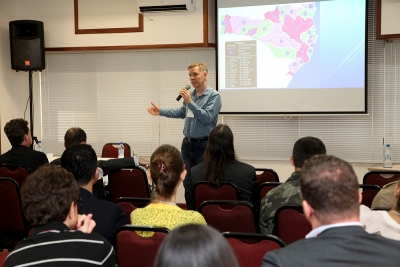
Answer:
[{"left": 185, "top": 136, "right": 208, "bottom": 142}]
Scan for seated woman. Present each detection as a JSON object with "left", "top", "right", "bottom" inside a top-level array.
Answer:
[
  {"left": 130, "top": 144, "right": 206, "bottom": 236},
  {"left": 360, "top": 181, "right": 400, "bottom": 240},
  {"left": 154, "top": 224, "right": 239, "bottom": 267},
  {"left": 191, "top": 124, "right": 257, "bottom": 206}
]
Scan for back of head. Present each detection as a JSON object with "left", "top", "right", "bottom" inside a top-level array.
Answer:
[
  {"left": 21, "top": 164, "right": 79, "bottom": 226},
  {"left": 203, "top": 124, "right": 236, "bottom": 183},
  {"left": 188, "top": 62, "right": 208, "bottom": 73},
  {"left": 150, "top": 144, "right": 184, "bottom": 199},
  {"left": 154, "top": 224, "right": 239, "bottom": 267},
  {"left": 64, "top": 127, "right": 87, "bottom": 149},
  {"left": 300, "top": 154, "right": 359, "bottom": 224},
  {"left": 4, "top": 118, "right": 29, "bottom": 146},
  {"left": 293, "top": 136, "right": 326, "bottom": 168},
  {"left": 61, "top": 144, "right": 97, "bottom": 186}
]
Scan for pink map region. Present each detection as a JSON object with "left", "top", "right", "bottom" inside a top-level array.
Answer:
[
  {"left": 224, "top": 15, "right": 232, "bottom": 33},
  {"left": 258, "top": 23, "right": 300, "bottom": 50},
  {"left": 296, "top": 43, "right": 310, "bottom": 63},
  {"left": 264, "top": 7, "right": 281, "bottom": 23},
  {"left": 282, "top": 15, "right": 314, "bottom": 44}
]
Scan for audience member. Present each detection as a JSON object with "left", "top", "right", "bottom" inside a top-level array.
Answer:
[
  {"left": 154, "top": 224, "right": 239, "bottom": 267},
  {"left": 371, "top": 180, "right": 398, "bottom": 209},
  {"left": 51, "top": 127, "right": 137, "bottom": 174},
  {"left": 130, "top": 144, "right": 206, "bottom": 236},
  {"left": 51, "top": 127, "right": 138, "bottom": 199},
  {"left": 360, "top": 180, "right": 400, "bottom": 240},
  {"left": 4, "top": 165, "right": 116, "bottom": 267},
  {"left": 0, "top": 118, "right": 48, "bottom": 172},
  {"left": 191, "top": 124, "right": 257, "bottom": 207},
  {"left": 259, "top": 136, "right": 326, "bottom": 234},
  {"left": 261, "top": 155, "right": 400, "bottom": 267},
  {"left": 61, "top": 144, "right": 128, "bottom": 243}
]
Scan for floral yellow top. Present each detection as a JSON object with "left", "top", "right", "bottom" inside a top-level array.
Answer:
[{"left": 130, "top": 202, "right": 206, "bottom": 237}]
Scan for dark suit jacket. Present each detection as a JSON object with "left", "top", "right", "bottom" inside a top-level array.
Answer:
[
  {"left": 191, "top": 161, "right": 257, "bottom": 203},
  {"left": 78, "top": 188, "right": 128, "bottom": 243},
  {"left": 0, "top": 145, "right": 48, "bottom": 173},
  {"left": 262, "top": 225, "right": 400, "bottom": 267}
]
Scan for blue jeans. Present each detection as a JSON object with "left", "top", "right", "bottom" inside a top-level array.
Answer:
[{"left": 181, "top": 138, "right": 207, "bottom": 210}]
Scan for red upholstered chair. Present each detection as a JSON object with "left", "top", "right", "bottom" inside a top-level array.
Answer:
[
  {"left": 0, "top": 165, "right": 29, "bottom": 187},
  {"left": 0, "top": 251, "right": 10, "bottom": 267},
  {"left": 198, "top": 200, "right": 257, "bottom": 234},
  {"left": 274, "top": 205, "right": 311, "bottom": 245},
  {"left": 101, "top": 143, "right": 131, "bottom": 158},
  {"left": 363, "top": 171, "right": 400, "bottom": 188},
  {"left": 113, "top": 225, "right": 169, "bottom": 267},
  {"left": 359, "top": 184, "right": 381, "bottom": 208},
  {"left": 257, "top": 182, "right": 281, "bottom": 211},
  {"left": 108, "top": 168, "right": 150, "bottom": 202},
  {"left": 193, "top": 181, "right": 240, "bottom": 211},
  {"left": 255, "top": 168, "right": 280, "bottom": 186},
  {"left": 0, "top": 178, "right": 30, "bottom": 250},
  {"left": 114, "top": 197, "right": 151, "bottom": 220},
  {"left": 223, "top": 232, "right": 285, "bottom": 267}
]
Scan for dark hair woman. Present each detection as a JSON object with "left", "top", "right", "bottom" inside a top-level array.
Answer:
[
  {"left": 154, "top": 224, "right": 239, "bottom": 267},
  {"left": 191, "top": 124, "right": 257, "bottom": 206}
]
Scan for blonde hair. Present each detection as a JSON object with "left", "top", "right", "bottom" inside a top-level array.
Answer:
[{"left": 188, "top": 62, "right": 208, "bottom": 73}]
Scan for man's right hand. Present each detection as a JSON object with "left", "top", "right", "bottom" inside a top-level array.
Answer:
[
  {"left": 147, "top": 102, "right": 160, "bottom": 116},
  {"left": 76, "top": 213, "right": 96, "bottom": 233}
]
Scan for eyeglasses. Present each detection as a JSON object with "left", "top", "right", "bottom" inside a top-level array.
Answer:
[{"left": 75, "top": 197, "right": 83, "bottom": 209}]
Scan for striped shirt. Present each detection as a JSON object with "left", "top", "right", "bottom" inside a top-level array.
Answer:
[{"left": 4, "top": 221, "right": 116, "bottom": 267}]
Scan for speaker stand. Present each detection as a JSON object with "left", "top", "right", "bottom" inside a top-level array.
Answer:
[{"left": 28, "top": 70, "right": 37, "bottom": 149}]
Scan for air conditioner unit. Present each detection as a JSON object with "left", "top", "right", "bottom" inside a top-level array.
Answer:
[{"left": 137, "top": 0, "right": 195, "bottom": 13}]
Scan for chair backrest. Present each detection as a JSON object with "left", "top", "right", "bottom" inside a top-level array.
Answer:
[
  {"left": 198, "top": 200, "right": 257, "bottom": 234},
  {"left": 274, "top": 205, "right": 311, "bottom": 245},
  {"left": 114, "top": 225, "right": 169, "bottom": 267},
  {"left": 109, "top": 168, "right": 150, "bottom": 202},
  {"left": 0, "top": 251, "right": 10, "bottom": 267},
  {"left": 101, "top": 143, "right": 131, "bottom": 158},
  {"left": 115, "top": 197, "right": 151, "bottom": 220},
  {"left": 359, "top": 184, "right": 381, "bottom": 208},
  {"left": 257, "top": 182, "right": 282, "bottom": 211},
  {"left": 223, "top": 232, "right": 285, "bottom": 267},
  {"left": 0, "top": 165, "right": 30, "bottom": 186},
  {"left": 193, "top": 181, "right": 240, "bottom": 210},
  {"left": 0, "top": 178, "right": 29, "bottom": 250},
  {"left": 363, "top": 171, "right": 400, "bottom": 188},
  {"left": 255, "top": 168, "right": 280, "bottom": 186}
]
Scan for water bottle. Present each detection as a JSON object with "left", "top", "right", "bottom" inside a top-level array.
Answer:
[
  {"left": 118, "top": 142, "right": 124, "bottom": 158},
  {"left": 384, "top": 144, "right": 392, "bottom": 168},
  {"left": 37, "top": 140, "right": 43, "bottom": 152}
]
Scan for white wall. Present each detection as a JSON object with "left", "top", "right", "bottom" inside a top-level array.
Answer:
[
  {"left": 15, "top": 0, "right": 207, "bottom": 48},
  {"left": 0, "top": 0, "right": 42, "bottom": 153}
]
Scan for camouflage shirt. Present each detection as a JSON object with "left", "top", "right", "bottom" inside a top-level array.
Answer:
[{"left": 259, "top": 171, "right": 302, "bottom": 235}]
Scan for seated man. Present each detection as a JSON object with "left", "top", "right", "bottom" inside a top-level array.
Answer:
[
  {"left": 51, "top": 127, "right": 139, "bottom": 199},
  {"left": 259, "top": 136, "right": 326, "bottom": 234},
  {"left": 51, "top": 127, "right": 138, "bottom": 174},
  {"left": 4, "top": 165, "right": 116, "bottom": 267},
  {"left": 0, "top": 118, "right": 48, "bottom": 172},
  {"left": 262, "top": 155, "right": 400, "bottom": 267},
  {"left": 61, "top": 144, "right": 128, "bottom": 242}
]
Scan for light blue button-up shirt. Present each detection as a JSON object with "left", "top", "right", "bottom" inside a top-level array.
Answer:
[{"left": 160, "top": 86, "right": 221, "bottom": 138}]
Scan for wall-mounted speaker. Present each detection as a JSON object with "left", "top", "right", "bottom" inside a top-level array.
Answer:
[{"left": 9, "top": 20, "right": 45, "bottom": 71}]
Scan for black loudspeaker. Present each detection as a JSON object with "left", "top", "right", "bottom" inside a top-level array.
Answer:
[{"left": 9, "top": 20, "right": 45, "bottom": 71}]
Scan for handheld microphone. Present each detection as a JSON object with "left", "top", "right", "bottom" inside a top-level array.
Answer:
[{"left": 176, "top": 85, "right": 191, "bottom": 101}]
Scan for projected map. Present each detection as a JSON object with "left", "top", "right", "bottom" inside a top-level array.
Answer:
[{"left": 220, "top": 3, "right": 319, "bottom": 88}]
